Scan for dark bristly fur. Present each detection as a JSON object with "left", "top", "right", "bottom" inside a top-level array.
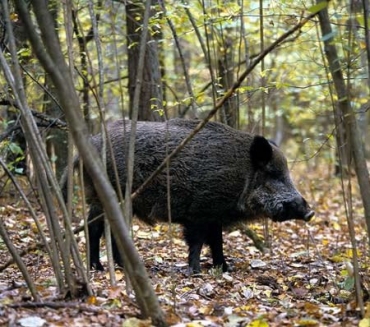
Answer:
[{"left": 61, "top": 119, "right": 314, "bottom": 273}]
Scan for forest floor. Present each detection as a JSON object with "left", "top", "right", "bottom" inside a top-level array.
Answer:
[{"left": 0, "top": 163, "right": 369, "bottom": 327}]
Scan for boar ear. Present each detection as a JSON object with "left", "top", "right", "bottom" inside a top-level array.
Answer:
[{"left": 250, "top": 136, "right": 273, "bottom": 168}]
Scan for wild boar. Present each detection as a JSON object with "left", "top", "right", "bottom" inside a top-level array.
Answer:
[{"left": 62, "top": 119, "right": 314, "bottom": 273}]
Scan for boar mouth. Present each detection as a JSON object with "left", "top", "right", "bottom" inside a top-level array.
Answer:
[{"left": 271, "top": 209, "right": 315, "bottom": 223}]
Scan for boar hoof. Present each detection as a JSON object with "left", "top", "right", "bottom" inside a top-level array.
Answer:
[
  {"left": 219, "top": 262, "right": 229, "bottom": 272},
  {"left": 224, "top": 263, "right": 233, "bottom": 272},
  {"left": 188, "top": 263, "right": 202, "bottom": 275},
  {"left": 91, "top": 261, "right": 104, "bottom": 271},
  {"left": 188, "top": 268, "right": 201, "bottom": 276}
]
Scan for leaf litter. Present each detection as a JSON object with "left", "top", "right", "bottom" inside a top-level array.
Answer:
[{"left": 0, "top": 165, "right": 368, "bottom": 326}]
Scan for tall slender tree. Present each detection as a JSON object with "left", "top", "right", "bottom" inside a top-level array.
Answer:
[{"left": 126, "top": 0, "right": 164, "bottom": 121}]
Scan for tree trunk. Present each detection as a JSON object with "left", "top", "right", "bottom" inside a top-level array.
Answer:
[
  {"left": 44, "top": 78, "right": 68, "bottom": 181},
  {"left": 318, "top": 0, "right": 370, "bottom": 314},
  {"left": 218, "top": 34, "right": 238, "bottom": 128},
  {"left": 126, "top": 1, "right": 164, "bottom": 121},
  {"left": 42, "top": 3, "right": 68, "bottom": 181}
]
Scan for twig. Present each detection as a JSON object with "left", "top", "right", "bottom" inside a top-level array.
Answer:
[{"left": 7, "top": 301, "right": 135, "bottom": 312}]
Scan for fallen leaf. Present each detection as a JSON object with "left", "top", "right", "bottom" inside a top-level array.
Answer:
[{"left": 18, "top": 316, "right": 46, "bottom": 327}]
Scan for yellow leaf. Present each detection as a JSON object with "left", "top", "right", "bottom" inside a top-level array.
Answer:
[
  {"left": 198, "top": 305, "right": 213, "bottom": 315},
  {"left": 329, "top": 255, "right": 345, "bottom": 263},
  {"left": 186, "top": 323, "right": 205, "bottom": 327},
  {"left": 345, "top": 248, "right": 360, "bottom": 257},
  {"left": 115, "top": 270, "right": 124, "bottom": 281},
  {"left": 248, "top": 319, "right": 269, "bottom": 327},
  {"left": 235, "top": 305, "right": 252, "bottom": 312},
  {"left": 137, "top": 230, "right": 152, "bottom": 239},
  {"left": 304, "top": 302, "right": 320, "bottom": 314},
  {"left": 332, "top": 222, "right": 341, "bottom": 231},
  {"left": 297, "top": 318, "right": 319, "bottom": 326},
  {"left": 103, "top": 298, "right": 122, "bottom": 309},
  {"left": 86, "top": 295, "right": 97, "bottom": 305},
  {"left": 122, "top": 318, "right": 153, "bottom": 327},
  {"left": 321, "top": 239, "right": 329, "bottom": 246},
  {"left": 264, "top": 290, "right": 272, "bottom": 298},
  {"left": 364, "top": 303, "right": 370, "bottom": 318},
  {"left": 359, "top": 41, "right": 367, "bottom": 49},
  {"left": 10, "top": 13, "right": 19, "bottom": 21},
  {"left": 307, "top": 2, "right": 328, "bottom": 14},
  {"left": 359, "top": 318, "right": 370, "bottom": 327}
]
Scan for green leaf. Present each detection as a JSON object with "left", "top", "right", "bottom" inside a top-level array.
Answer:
[
  {"left": 8, "top": 142, "right": 23, "bottom": 155},
  {"left": 343, "top": 276, "right": 355, "bottom": 291},
  {"left": 307, "top": 2, "right": 328, "bottom": 14},
  {"left": 14, "top": 167, "right": 24, "bottom": 174},
  {"left": 50, "top": 154, "right": 58, "bottom": 163}
]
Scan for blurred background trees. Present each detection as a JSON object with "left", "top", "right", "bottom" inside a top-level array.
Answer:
[{"left": 1, "top": 1, "right": 369, "bottom": 169}]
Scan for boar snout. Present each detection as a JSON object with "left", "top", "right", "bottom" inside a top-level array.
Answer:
[
  {"left": 282, "top": 196, "right": 314, "bottom": 222},
  {"left": 303, "top": 207, "right": 315, "bottom": 221},
  {"left": 300, "top": 197, "right": 315, "bottom": 221}
]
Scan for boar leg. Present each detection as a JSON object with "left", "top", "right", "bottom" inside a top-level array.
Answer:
[
  {"left": 205, "top": 223, "right": 228, "bottom": 272},
  {"left": 88, "top": 203, "right": 105, "bottom": 271},
  {"left": 112, "top": 236, "right": 124, "bottom": 268},
  {"left": 183, "top": 222, "right": 206, "bottom": 274}
]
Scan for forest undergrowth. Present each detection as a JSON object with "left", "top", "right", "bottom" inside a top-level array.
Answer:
[{"left": 0, "top": 161, "right": 368, "bottom": 327}]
